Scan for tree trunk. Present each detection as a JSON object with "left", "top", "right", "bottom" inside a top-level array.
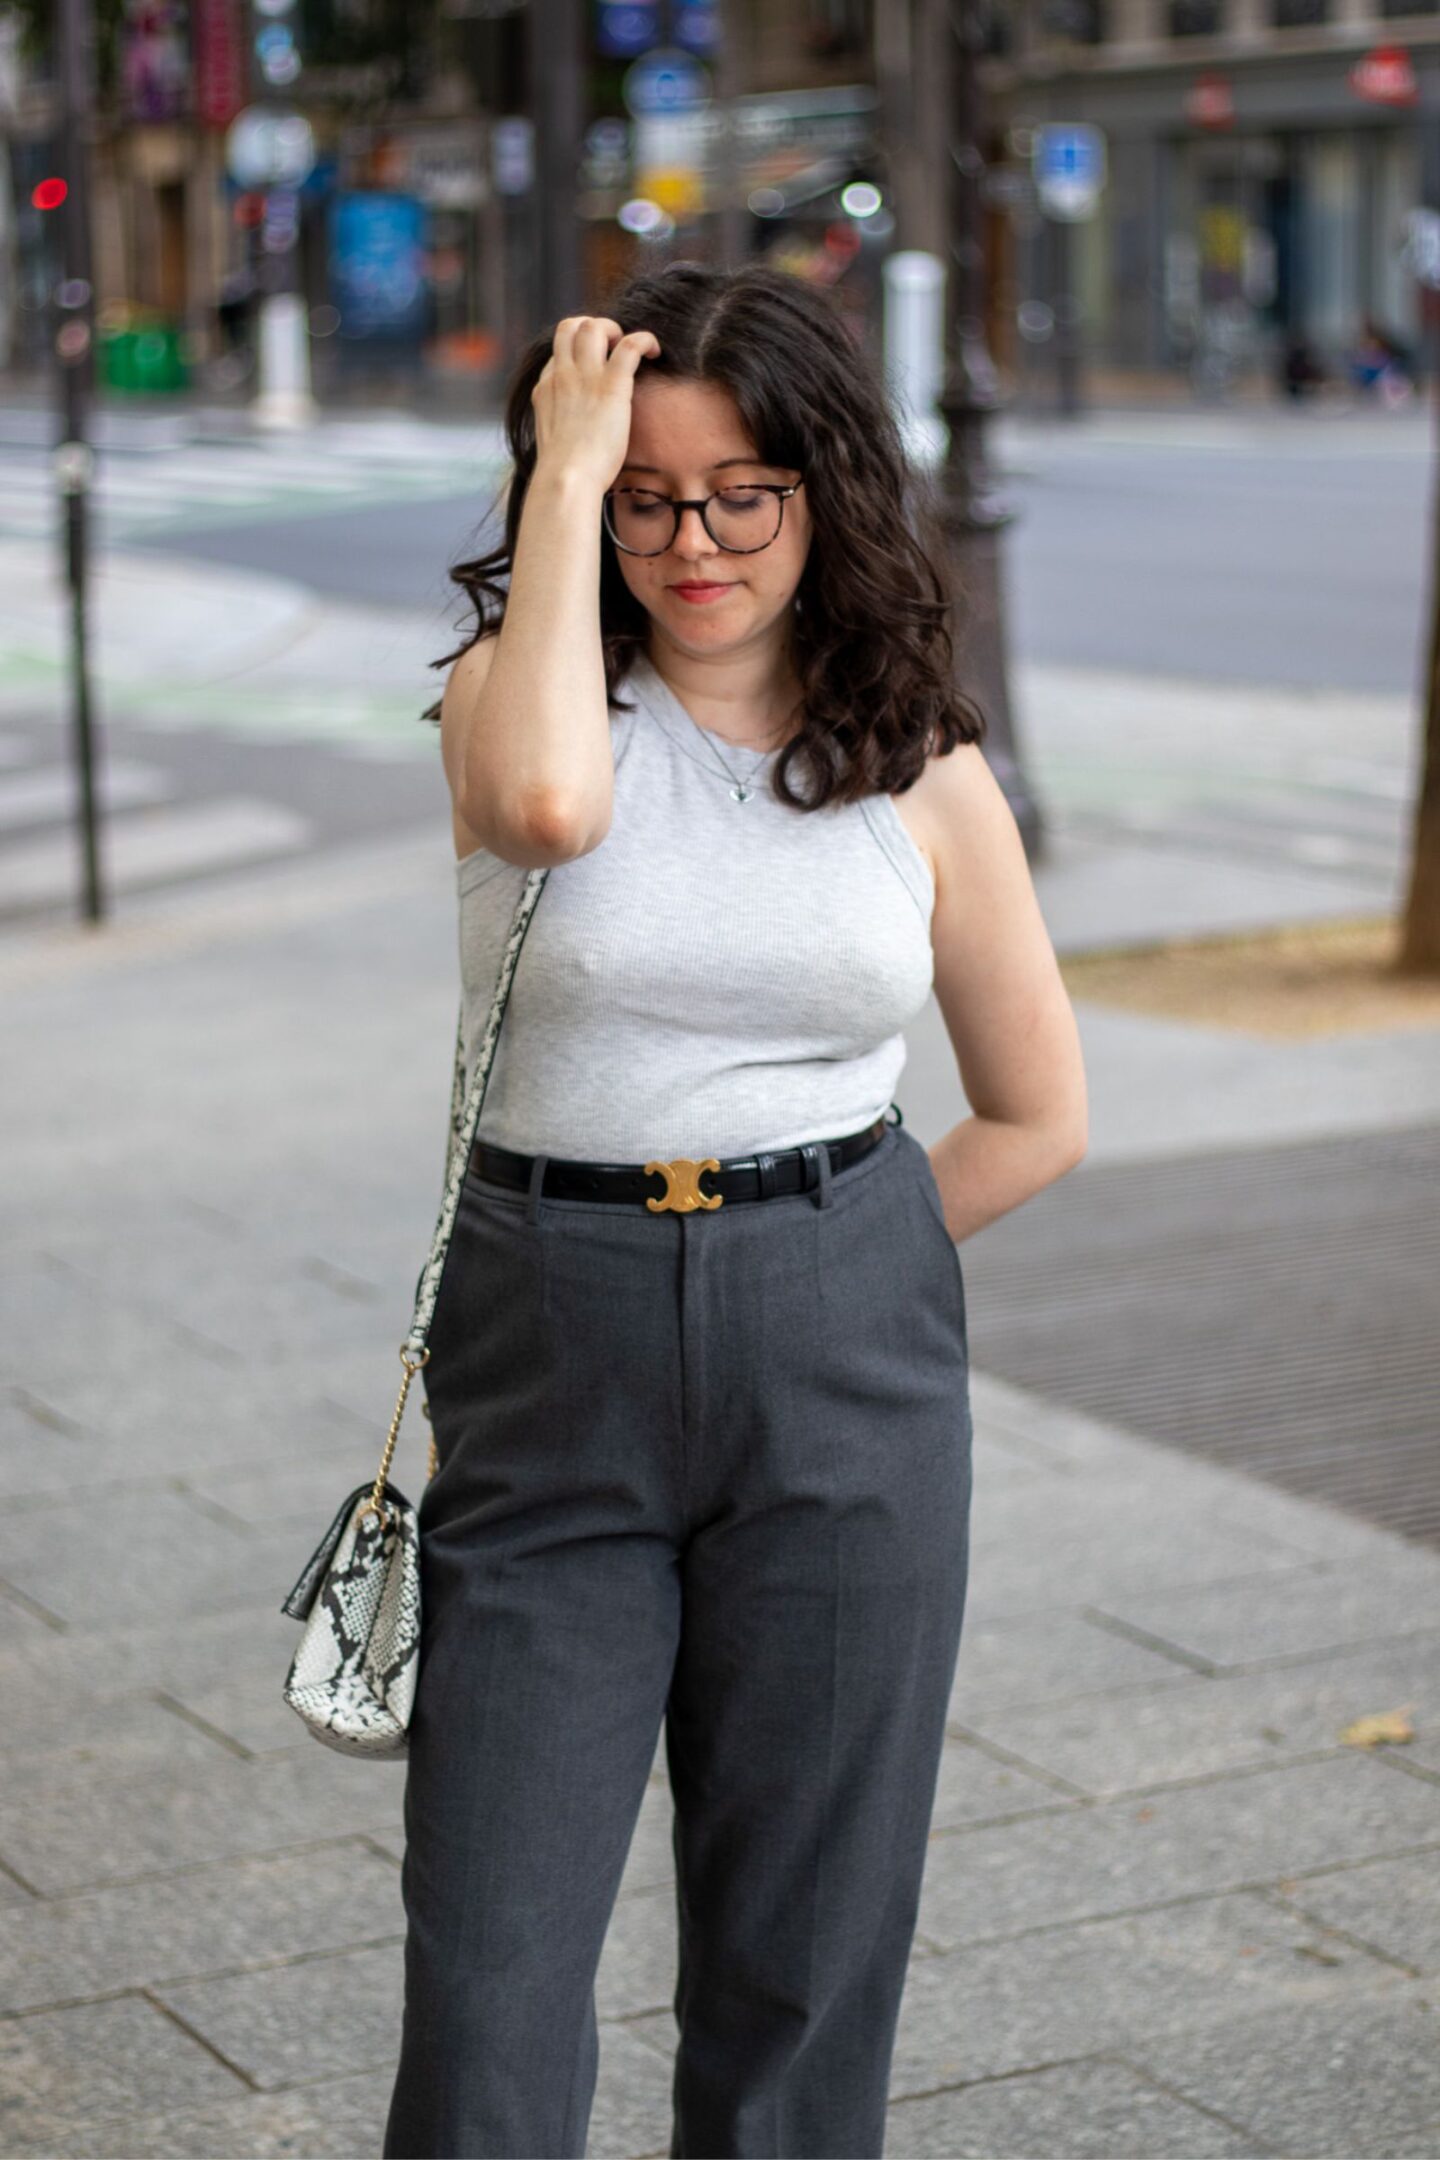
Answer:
[{"left": 1398, "top": 375, "right": 1440, "bottom": 974}]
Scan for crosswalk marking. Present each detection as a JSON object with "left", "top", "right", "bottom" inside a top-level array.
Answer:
[
  {"left": 0, "top": 418, "right": 510, "bottom": 542},
  {"left": 0, "top": 757, "right": 175, "bottom": 831},
  {"left": 0, "top": 795, "right": 313, "bottom": 913}
]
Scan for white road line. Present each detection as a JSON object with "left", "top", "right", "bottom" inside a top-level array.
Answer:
[
  {"left": 0, "top": 758, "right": 176, "bottom": 831},
  {"left": 0, "top": 797, "right": 313, "bottom": 910}
]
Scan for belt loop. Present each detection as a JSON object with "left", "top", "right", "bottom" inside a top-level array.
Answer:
[
  {"left": 756, "top": 1150, "right": 779, "bottom": 1201},
  {"left": 805, "top": 1140, "right": 834, "bottom": 1210},
  {"left": 525, "top": 1151, "right": 550, "bottom": 1225}
]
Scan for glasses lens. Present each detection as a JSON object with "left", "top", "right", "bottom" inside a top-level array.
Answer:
[
  {"left": 706, "top": 487, "right": 783, "bottom": 551},
  {"left": 607, "top": 490, "right": 674, "bottom": 553},
  {"left": 606, "top": 488, "right": 783, "bottom": 554}
]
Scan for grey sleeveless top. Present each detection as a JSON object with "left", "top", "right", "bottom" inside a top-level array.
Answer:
[{"left": 454, "top": 650, "right": 936, "bottom": 1161}]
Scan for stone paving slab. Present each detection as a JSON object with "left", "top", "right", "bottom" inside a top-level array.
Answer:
[
  {"left": 902, "top": 2056, "right": 1269, "bottom": 2160},
  {"left": 0, "top": 1486, "right": 331, "bottom": 1633},
  {"left": 0, "top": 1840, "right": 401, "bottom": 2015},
  {"left": 948, "top": 1601, "right": 1200, "bottom": 1714},
  {"left": 0, "top": 1601, "right": 312, "bottom": 1743},
  {"left": 3, "top": 1689, "right": 240, "bottom": 1794},
  {"left": 1116, "top": 1981, "right": 1440, "bottom": 2158},
  {"left": 895, "top": 1887, "right": 1403, "bottom": 2093},
  {"left": 153, "top": 1941, "right": 403, "bottom": 2093},
  {"left": 929, "top": 1732, "right": 1074, "bottom": 1825},
  {"left": 953, "top": 1631, "right": 1440, "bottom": 1796},
  {"left": 60, "top": 2085, "right": 371, "bottom": 2160},
  {"left": 917, "top": 1754, "right": 1440, "bottom": 1951},
  {"left": 0, "top": 1992, "right": 248, "bottom": 2155},
  {"left": 1091, "top": 1549, "right": 1440, "bottom": 1670},
  {"left": 964, "top": 1473, "right": 1333, "bottom": 1619},
  {"left": 884, "top": 2057, "right": 1268, "bottom": 2158},
  {"left": 0, "top": 1745, "right": 406, "bottom": 1897},
  {"left": 1267, "top": 1849, "right": 1440, "bottom": 1977}
]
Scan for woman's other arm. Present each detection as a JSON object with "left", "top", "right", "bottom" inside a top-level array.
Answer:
[{"left": 918, "top": 743, "right": 1089, "bottom": 1243}]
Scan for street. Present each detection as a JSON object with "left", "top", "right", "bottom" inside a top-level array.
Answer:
[{"left": 0, "top": 399, "right": 1427, "bottom": 924}]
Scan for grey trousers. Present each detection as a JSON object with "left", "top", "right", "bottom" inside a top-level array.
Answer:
[{"left": 382, "top": 1117, "right": 973, "bottom": 2160}]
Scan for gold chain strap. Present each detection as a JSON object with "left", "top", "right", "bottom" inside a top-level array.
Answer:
[{"left": 357, "top": 1345, "right": 438, "bottom": 1529}]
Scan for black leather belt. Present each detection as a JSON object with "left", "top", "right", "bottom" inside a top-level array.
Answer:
[{"left": 470, "top": 1105, "right": 901, "bottom": 1211}]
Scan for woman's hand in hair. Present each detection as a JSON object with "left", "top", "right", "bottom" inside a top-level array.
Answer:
[{"left": 531, "top": 315, "right": 661, "bottom": 495}]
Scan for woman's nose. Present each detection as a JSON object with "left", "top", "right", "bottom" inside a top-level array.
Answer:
[{"left": 673, "top": 504, "right": 715, "bottom": 555}]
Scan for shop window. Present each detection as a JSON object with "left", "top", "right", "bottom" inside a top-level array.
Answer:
[
  {"left": 1168, "top": 0, "right": 1222, "bottom": 31},
  {"left": 978, "top": 0, "right": 1014, "bottom": 54},
  {"left": 1271, "top": 0, "right": 1329, "bottom": 25},
  {"left": 803, "top": 0, "right": 869, "bottom": 60},
  {"left": 1040, "top": 0, "right": 1105, "bottom": 39}
]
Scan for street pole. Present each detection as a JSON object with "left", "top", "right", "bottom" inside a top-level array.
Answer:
[
  {"left": 934, "top": 0, "right": 1041, "bottom": 855},
  {"left": 533, "top": 0, "right": 583, "bottom": 321},
  {"left": 54, "top": 0, "right": 105, "bottom": 922},
  {"left": 1054, "top": 213, "right": 1083, "bottom": 418},
  {"left": 246, "top": 0, "right": 317, "bottom": 430},
  {"left": 710, "top": 0, "right": 745, "bottom": 268}
]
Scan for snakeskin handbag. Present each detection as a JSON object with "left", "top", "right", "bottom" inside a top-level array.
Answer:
[{"left": 279, "top": 865, "right": 551, "bottom": 1758}]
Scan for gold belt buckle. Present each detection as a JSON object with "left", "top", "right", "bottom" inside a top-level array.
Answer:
[{"left": 644, "top": 1156, "right": 724, "bottom": 1212}]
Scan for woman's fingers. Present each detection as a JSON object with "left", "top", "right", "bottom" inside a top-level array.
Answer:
[
  {"left": 607, "top": 329, "right": 662, "bottom": 376},
  {"left": 550, "top": 316, "right": 659, "bottom": 371}
]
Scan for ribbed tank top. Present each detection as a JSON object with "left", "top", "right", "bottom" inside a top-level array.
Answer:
[{"left": 454, "top": 650, "right": 936, "bottom": 1161}]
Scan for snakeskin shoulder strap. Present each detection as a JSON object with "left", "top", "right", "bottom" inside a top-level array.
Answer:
[{"left": 366, "top": 864, "right": 550, "bottom": 1512}]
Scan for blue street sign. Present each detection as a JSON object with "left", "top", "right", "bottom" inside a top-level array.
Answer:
[
  {"left": 622, "top": 45, "right": 708, "bottom": 116},
  {"left": 1032, "top": 123, "right": 1106, "bottom": 221},
  {"left": 1034, "top": 123, "right": 1104, "bottom": 189}
]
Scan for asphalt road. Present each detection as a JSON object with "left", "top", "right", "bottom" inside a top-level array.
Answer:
[{"left": 122, "top": 406, "right": 1432, "bottom": 698}]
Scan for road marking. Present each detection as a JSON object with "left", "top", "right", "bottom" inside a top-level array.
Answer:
[
  {"left": 0, "top": 797, "right": 312, "bottom": 912},
  {"left": 0, "top": 758, "right": 176, "bottom": 831}
]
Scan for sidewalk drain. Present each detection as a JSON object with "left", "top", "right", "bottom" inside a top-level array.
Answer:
[{"left": 959, "top": 1122, "right": 1440, "bottom": 1550}]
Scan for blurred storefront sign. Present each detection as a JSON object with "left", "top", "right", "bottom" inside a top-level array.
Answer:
[
  {"left": 1349, "top": 46, "right": 1418, "bottom": 110},
  {"left": 1184, "top": 73, "right": 1234, "bottom": 130},
  {"left": 120, "top": 0, "right": 188, "bottom": 124},
  {"left": 192, "top": 0, "right": 247, "bottom": 130},
  {"left": 397, "top": 126, "right": 489, "bottom": 209},
  {"left": 328, "top": 192, "right": 428, "bottom": 340},
  {"left": 492, "top": 116, "right": 534, "bottom": 195}
]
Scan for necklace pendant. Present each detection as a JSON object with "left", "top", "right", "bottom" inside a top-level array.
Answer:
[{"left": 730, "top": 783, "right": 753, "bottom": 803}]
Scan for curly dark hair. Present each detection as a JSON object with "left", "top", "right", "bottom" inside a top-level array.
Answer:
[{"left": 423, "top": 259, "right": 987, "bottom": 811}]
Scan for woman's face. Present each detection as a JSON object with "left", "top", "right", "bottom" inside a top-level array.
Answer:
[{"left": 611, "top": 375, "right": 811, "bottom": 661}]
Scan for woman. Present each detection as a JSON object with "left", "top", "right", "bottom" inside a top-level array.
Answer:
[{"left": 384, "top": 261, "right": 1087, "bottom": 2160}]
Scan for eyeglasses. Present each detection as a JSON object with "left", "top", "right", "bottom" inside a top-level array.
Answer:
[{"left": 602, "top": 481, "right": 803, "bottom": 557}]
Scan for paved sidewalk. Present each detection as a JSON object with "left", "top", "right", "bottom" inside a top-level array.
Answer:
[
  {"left": 2, "top": 801, "right": 1438, "bottom": 2157},
  {"left": 2, "top": 400, "right": 1438, "bottom": 2154}
]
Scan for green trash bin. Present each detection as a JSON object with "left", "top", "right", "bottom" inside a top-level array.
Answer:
[{"left": 99, "top": 311, "right": 188, "bottom": 395}]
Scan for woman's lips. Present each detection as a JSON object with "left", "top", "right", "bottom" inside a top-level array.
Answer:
[{"left": 670, "top": 582, "right": 734, "bottom": 604}]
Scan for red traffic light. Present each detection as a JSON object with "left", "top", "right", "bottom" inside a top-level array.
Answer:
[{"left": 33, "top": 177, "right": 69, "bottom": 210}]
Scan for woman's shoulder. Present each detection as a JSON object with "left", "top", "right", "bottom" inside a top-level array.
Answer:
[{"left": 885, "top": 741, "right": 997, "bottom": 909}]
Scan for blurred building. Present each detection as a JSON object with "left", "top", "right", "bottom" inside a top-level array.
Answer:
[
  {"left": 0, "top": 0, "right": 894, "bottom": 397},
  {"left": 985, "top": 0, "right": 1439, "bottom": 392}
]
